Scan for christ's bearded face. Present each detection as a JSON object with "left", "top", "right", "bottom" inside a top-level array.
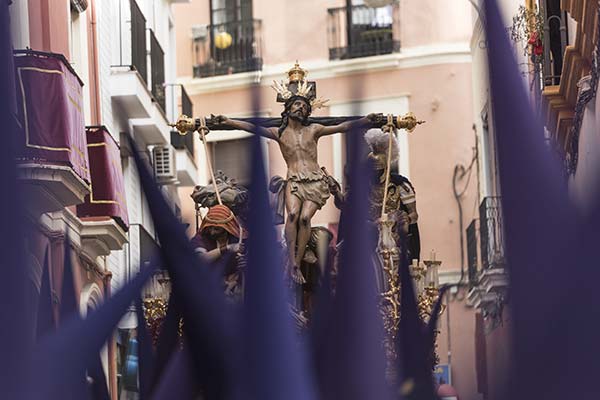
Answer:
[{"left": 289, "top": 98, "right": 310, "bottom": 121}]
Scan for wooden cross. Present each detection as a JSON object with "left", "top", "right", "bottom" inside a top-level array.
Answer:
[{"left": 170, "top": 113, "right": 424, "bottom": 136}]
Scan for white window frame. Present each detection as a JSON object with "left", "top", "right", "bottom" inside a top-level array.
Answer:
[{"left": 328, "top": 95, "right": 411, "bottom": 184}]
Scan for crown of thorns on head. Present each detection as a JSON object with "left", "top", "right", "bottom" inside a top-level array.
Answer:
[{"left": 271, "top": 62, "right": 329, "bottom": 110}]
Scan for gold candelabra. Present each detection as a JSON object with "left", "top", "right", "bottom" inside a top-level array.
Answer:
[
  {"left": 379, "top": 247, "right": 401, "bottom": 376},
  {"left": 142, "top": 297, "right": 168, "bottom": 348},
  {"left": 412, "top": 252, "right": 444, "bottom": 368},
  {"left": 420, "top": 254, "right": 443, "bottom": 322},
  {"left": 379, "top": 245, "right": 444, "bottom": 381},
  {"left": 141, "top": 272, "right": 185, "bottom": 348}
]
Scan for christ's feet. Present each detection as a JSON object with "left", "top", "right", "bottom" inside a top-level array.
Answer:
[{"left": 291, "top": 265, "right": 306, "bottom": 285}]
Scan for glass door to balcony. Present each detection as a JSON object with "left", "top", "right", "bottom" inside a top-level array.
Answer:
[
  {"left": 328, "top": 0, "right": 399, "bottom": 60},
  {"left": 348, "top": 0, "right": 395, "bottom": 58},
  {"left": 211, "top": 0, "right": 252, "bottom": 25},
  {"left": 540, "top": 0, "right": 568, "bottom": 87}
]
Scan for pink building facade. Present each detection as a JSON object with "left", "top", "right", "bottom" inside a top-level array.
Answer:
[{"left": 174, "top": 1, "right": 484, "bottom": 398}]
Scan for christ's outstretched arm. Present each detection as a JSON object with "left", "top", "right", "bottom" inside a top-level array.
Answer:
[
  {"left": 211, "top": 114, "right": 279, "bottom": 141},
  {"left": 315, "top": 113, "right": 379, "bottom": 138}
]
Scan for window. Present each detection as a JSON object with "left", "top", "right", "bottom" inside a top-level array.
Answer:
[
  {"left": 210, "top": 0, "right": 253, "bottom": 25},
  {"left": 348, "top": 0, "right": 395, "bottom": 57},
  {"left": 327, "top": 0, "right": 400, "bottom": 60},
  {"left": 350, "top": 0, "right": 394, "bottom": 27},
  {"left": 68, "top": 5, "right": 82, "bottom": 72},
  {"left": 540, "top": 0, "right": 569, "bottom": 86},
  {"left": 480, "top": 105, "right": 500, "bottom": 198},
  {"left": 207, "top": 138, "right": 253, "bottom": 187},
  {"left": 209, "top": 0, "right": 255, "bottom": 70}
]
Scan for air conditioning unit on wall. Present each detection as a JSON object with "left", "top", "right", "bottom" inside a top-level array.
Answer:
[{"left": 152, "top": 146, "right": 177, "bottom": 184}]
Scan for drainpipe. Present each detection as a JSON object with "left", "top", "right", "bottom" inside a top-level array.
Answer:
[
  {"left": 448, "top": 126, "right": 479, "bottom": 369},
  {"left": 103, "top": 271, "right": 117, "bottom": 399},
  {"left": 88, "top": 0, "right": 102, "bottom": 125}
]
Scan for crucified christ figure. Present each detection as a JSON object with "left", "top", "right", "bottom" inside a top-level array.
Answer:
[{"left": 212, "top": 95, "right": 376, "bottom": 283}]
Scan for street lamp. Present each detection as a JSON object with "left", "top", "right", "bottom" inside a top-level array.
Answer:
[{"left": 214, "top": 31, "right": 233, "bottom": 50}]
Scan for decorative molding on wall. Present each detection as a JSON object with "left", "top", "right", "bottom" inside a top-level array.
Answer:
[
  {"left": 180, "top": 43, "right": 472, "bottom": 96},
  {"left": 439, "top": 268, "right": 464, "bottom": 286}
]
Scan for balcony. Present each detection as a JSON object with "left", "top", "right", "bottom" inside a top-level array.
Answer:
[
  {"left": 192, "top": 19, "right": 263, "bottom": 78},
  {"left": 467, "top": 285, "right": 498, "bottom": 310},
  {"left": 17, "top": 164, "right": 90, "bottom": 217},
  {"left": 110, "top": 69, "right": 153, "bottom": 119},
  {"left": 74, "top": 126, "right": 130, "bottom": 259},
  {"left": 14, "top": 50, "right": 91, "bottom": 216},
  {"left": 327, "top": 2, "right": 400, "bottom": 60},
  {"left": 479, "top": 197, "right": 505, "bottom": 270},
  {"left": 538, "top": 1, "right": 591, "bottom": 161},
  {"left": 111, "top": 0, "right": 169, "bottom": 145},
  {"left": 77, "top": 127, "right": 129, "bottom": 226},
  {"left": 465, "top": 197, "right": 508, "bottom": 309},
  {"left": 111, "top": 0, "right": 151, "bottom": 118},
  {"left": 81, "top": 219, "right": 128, "bottom": 261},
  {"left": 174, "top": 146, "right": 198, "bottom": 186}
]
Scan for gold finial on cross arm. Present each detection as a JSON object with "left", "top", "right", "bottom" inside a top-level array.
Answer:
[
  {"left": 395, "top": 112, "right": 425, "bottom": 133},
  {"left": 169, "top": 115, "right": 196, "bottom": 136}
]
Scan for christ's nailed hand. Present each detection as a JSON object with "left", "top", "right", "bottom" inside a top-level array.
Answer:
[
  {"left": 366, "top": 113, "right": 381, "bottom": 124},
  {"left": 211, "top": 114, "right": 230, "bottom": 125}
]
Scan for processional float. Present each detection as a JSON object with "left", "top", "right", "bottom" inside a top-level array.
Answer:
[{"left": 143, "top": 62, "right": 443, "bottom": 373}]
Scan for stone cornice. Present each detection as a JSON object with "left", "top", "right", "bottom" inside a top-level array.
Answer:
[
  {"left": 80, "top": 218, "right": 129, "bottom": 262},
  {"left": 439, "top": 268, "right": 464, "bottom": 286},
  {"left": 17, "top": 163, "right": 90, "bottom": 217},
  {"left": 179, "top": 43, "right": 472, "bottom": 96}
]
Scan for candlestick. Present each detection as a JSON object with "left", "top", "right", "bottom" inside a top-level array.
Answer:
[
  {"left": 431, "top": 250, "right": 436, "bottom": 262},
  {"left": 425, "top": 263, "right": 433, "bottom": 287}
]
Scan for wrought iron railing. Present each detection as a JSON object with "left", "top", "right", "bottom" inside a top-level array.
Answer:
[
  {"left": 181, "top": 86, "right": 192, "bottom": 122},
  {"left": 479, "top": 197, "right": 505, "bottom": 270},
  {"left": 130, "top": 0, "right": 147, "bottom": 84},
  {"left": 150, "top": 29, "right": 166, "bottom": 114},
  {"left": 170, "top": 86, "right": 194, "bottom": 158},
  {"left": 327, "top": 2, "right": 400, "bottom": 60},
  {"left": 466, "top": 219, "right": 479, "bottom": 286},
  {"left": 539, "top": 1, "right": 568, "bottom": 87},
  {"left": 193, "top": 19, "right": 263, "bottom": 78}
]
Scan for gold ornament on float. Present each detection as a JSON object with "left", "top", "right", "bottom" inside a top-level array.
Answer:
[
  {"left": 214, "top": 31, "right": 233, "bottom": 50},
  {"left": 396, "top": 112, "right": 425, "bottom": 133}
]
